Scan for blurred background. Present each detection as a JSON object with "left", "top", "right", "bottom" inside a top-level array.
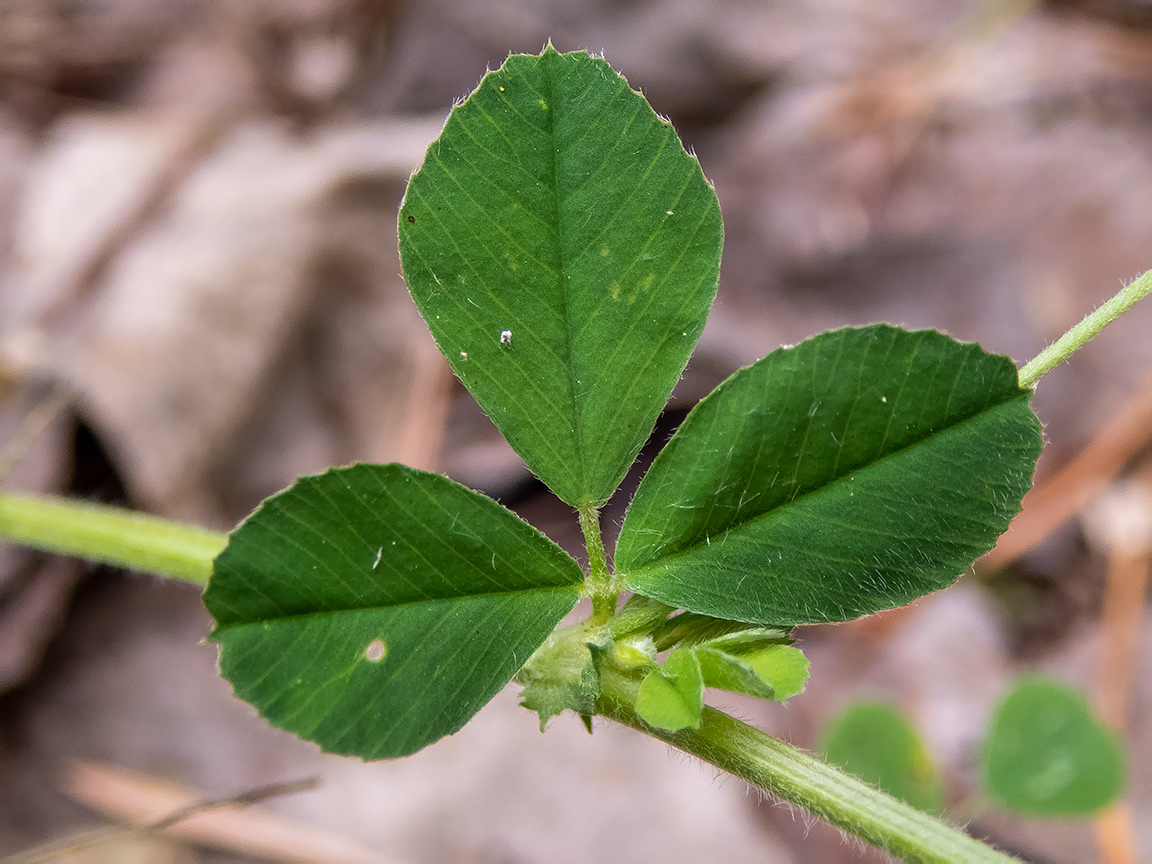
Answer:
[{"left": 1, "top": 1, "right": 1151, "bottom": 862}]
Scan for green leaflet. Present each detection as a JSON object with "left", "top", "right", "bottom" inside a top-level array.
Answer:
[
  {"left": 652, "top": 613, "right": 790, "bottom": 653},
  {"left": 618, "top": 325, "right": 1041, "bottom": 625},
  {"left": 636, "top": 649, "right": 704, "bottom": 732},
  {"left": 206, "top": 464, "right": 582, "bottom": 759},
  {"left": 982, "top": 679, "right": 1125, "bottom": 816},
  {"left": 398, "top": 46, "right": 722, "bottom": 509},
  {"left": 821, "top": 703, "right": 945, "bottom": 814},
  {"left": 696, "top": 644, "right": 809, "bottom": 701},
  {"left": 634, "top": 636, "right": 807, "bottom": 733}
]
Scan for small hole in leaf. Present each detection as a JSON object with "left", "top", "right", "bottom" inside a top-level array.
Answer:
[{"left": 365, "top": 639, "right": 387, "bottom": 662}]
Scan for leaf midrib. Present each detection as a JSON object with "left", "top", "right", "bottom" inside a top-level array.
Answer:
[
  {"left": 540, "top": 49, "right": 590, "bottom": 506},
  {"left": 622, "top": 389, "right": 1032, "bottom": 577},
  {"left": 210, "top": 581, "right": 582, "bottom": 631}
]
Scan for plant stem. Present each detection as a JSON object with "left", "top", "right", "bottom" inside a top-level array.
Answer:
[
  {"left": 0, "top": 491, "right": 225, "bottom": 586},
  {"left": 596, "top": 667, "right": 1023, "bottom": 864},
  {"left": 1019, "top": 268, "right": 1152, "bottom": 389},
  {"left": 578, "top": 505, "right": 616, "bottom": 624}
]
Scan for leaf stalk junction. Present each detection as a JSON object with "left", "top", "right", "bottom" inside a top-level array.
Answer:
[{"left": 578, "top": 505, "right": 618, "bottom": 624}]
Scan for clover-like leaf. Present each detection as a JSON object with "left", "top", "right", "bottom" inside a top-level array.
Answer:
[
  {"left": 206, "top": 463, "right": 583, "bottom": 759},
  {"left": 618, "top": 325, "right": 1041, "bottom": 625},
  {"left": 982, "top": 678, "right": 1125, "bottom": 816},
  {"left": 399, "top": 45, "right": 723, "bottom": 508}
]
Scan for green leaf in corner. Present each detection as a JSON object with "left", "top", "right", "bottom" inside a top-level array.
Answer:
[
  {"left": 205, "top": 463, "right": 583, "bottom": 760},
  {"left": 635, "top": 648, "right": 704, "bottom": 732},
  {"left": 982, "top": 678, "right": 1125, "bottom": 817},
  {"left": 618, "top": 324, "right": 1041, "bottom": 625},
  {"left": 821, "top": 702, "right": 945, "bottom": 814},
  {"left": 398, "top": 46, "right": 723, "bottom": 509}
]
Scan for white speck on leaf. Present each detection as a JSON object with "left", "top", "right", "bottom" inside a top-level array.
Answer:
[
  {"left": 500, "top": 329, "right": 512, "bottom": 345},
  {"left": 460, "top": 351, "right": 468, "bottom": 360},
  {"left": 666, "top": 210, "right": 674, "bottom": 215},
  {"left": 365, "top": 639, "right": 386, "bottom": 662},
  {"left": 372, "top": 547, "right": 382, "bottom": 569}
]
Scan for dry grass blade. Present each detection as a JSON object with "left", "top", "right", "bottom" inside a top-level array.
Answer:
[
  {"left": 2, "top": 760, "right": 400, "bottom": 864},
  {"left": 0, "top": 384, "right": 71, "bottom": 487}
]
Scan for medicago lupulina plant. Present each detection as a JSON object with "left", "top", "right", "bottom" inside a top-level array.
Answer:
[{"left": 2, "top": 45, "right": 1151, "bottom": 864}]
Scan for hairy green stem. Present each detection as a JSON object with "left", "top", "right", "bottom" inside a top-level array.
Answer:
[
  {"left": 0, "top": 491, "right": 225, "bottom": 586},
  {"left": 578, "top": 505, "right": 616, "bottom": 623},
  {"left": 1019, "top": 268, "right": 1152, "bottom": 389},
  {"left": 596, "top": 668, "right": 1022, "bottom": 864}
]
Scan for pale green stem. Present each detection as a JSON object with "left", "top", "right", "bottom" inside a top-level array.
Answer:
[
  {"left": 577, "top": 505, "right": 616, "bottom": 623},
  {"left": 1019, "top": 268, "right": 1152, "bottom": 389},
  {"left": 0, "top": 491, "right": 225, "bottom": 586},
  {"left": 597, "top": 667, "right": 1022, "bottom": 864}
]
